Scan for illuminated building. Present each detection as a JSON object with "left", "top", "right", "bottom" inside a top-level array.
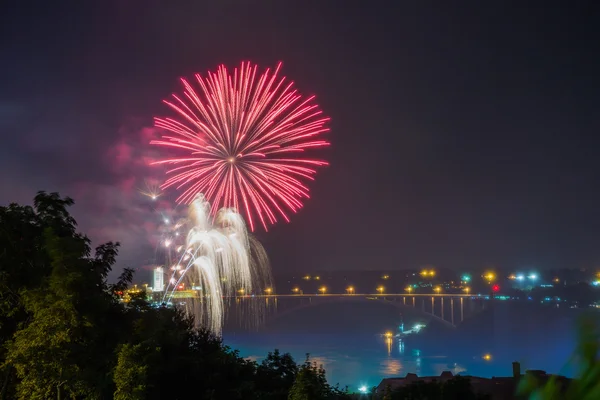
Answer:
[{"left": 153, "top": 267, "right": 165, "bottom": 292}]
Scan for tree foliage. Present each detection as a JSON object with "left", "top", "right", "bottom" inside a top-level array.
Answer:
[
  {"left": 256, "top": 349, "right": 299, "bottom": 400},
  {"left": 288, "top": 356, "right": 349, "bottom": 400},
  {"left": 518, "top": 313, "right": 600, "bottom": 400},
  {"left": 0, "top": 192, "right": 347, "bottom": 400},
  {"left": 113, "top": 343, "right": 152, "bottom": 400}
]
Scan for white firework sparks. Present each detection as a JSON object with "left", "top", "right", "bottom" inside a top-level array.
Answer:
[{"left": 162, "top": 193, "right": 271, "bottom": 334}]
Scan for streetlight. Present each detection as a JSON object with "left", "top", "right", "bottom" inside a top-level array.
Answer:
[
  {"left": 346, "top": 286, "right": 355, "bottom": 295},
  {"left": 405, "top": 287, "right": 413, "bottom": 294},
  {"left": 528, "top": 274, "right": 538, "bottom": 281},
  {"left": 318, "top": 286, "right": 327, "bottom": 295},
  {"left": 292, "top": 287, "right": 301, "bottom": 294},
  {"left": 464, "top": 287, "right": 470, "bottom": 295},
  {"left": 237, "top": 288, "right": 245, "bottom": 296},
  {"left": 377, "top": 286, "right": 384, "bottom": 294},
  {"left": 484, "top": 272, "right": 496, "bottom": 282},
  {"left": 433, "top": 287, "right": 441, "bottom": 294},
  {"left": 264, "top": 287, "right": 273, "bottom": 295},
  {"left": 421, "top": 269, "right": 436, "bottom": 277}
]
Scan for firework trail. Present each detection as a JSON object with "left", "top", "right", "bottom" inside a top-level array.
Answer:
[
  {"left": 151, "top": 62, "right": 330, "bottom": 231},
  {"left": 161, "top": 194, "right": 271, "bottom": 334},
  {"left": 138, "top": 178, "right": 163, "bottom": 201}
]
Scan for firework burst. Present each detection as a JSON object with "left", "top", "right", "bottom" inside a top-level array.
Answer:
[
  {"left": 151, "top": 62, "right": 330, "bottom": 230},
  {"left": 162, "top": 194, "right": 272, "bottom": 334}
]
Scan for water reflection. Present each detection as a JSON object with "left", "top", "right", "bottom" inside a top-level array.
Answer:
[
  {"left": 413, "top": 349, "right": 422, "bottom": 374},
  {"left": 226, "top": 333, "right": 488, "bottom": 392},
  {"left": 381, "top": 358, "right": 402, "bottom": 375}
]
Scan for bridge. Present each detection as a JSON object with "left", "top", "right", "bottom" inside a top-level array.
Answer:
[
  {"left": 160, "top": 291, "right": 491, "bottom": 328},
  {"left": 246, "top": 293, "right": 488, "bottom": 328}
]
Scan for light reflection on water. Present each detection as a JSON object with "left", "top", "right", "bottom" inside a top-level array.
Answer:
[
  {"left": 222, "top": 298, "right": 580, "bottom": 390},
  {"left": 223, "top": 332, "right": 469, "bottom": 392}
]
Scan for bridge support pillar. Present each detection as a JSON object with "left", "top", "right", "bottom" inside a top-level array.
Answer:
[
  {"left": 441, "top": 297, "right": 444, "bottom": 321},
  {"left": 431, "top": 297, "right": 434, "bottom": 315}
]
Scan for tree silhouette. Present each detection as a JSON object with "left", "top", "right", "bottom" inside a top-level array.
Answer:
[
  {"left": 519, "top": 313, "right": 600, "bottom": 399},
  {"left": 0, "top": 192, "right": 349, "bottom": 399}
]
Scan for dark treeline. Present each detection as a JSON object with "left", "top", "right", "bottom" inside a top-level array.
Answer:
[
  {"left": 379, "top": 376, "right": 490, "bottom": 400},
  {"left": 0, "top": 192, "right": 350, "bottom": 400}
]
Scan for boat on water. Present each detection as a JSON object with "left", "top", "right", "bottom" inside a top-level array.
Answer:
[
  {"left": 396, "top": 323, "right": 425, "bottom": 337},
  {"left": 379, "top": 315, "right": 426, "bottom": 339}
]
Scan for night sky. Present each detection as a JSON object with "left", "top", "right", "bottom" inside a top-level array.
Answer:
[{"left": 2, "top": 1, "right": 599, "bottom": 278}]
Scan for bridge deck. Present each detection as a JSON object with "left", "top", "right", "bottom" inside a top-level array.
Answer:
[{"left": 229, "top": 293, "right": 487, "bottom": 298}]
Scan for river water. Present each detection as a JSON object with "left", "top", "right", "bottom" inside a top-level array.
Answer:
[
  {"left": 222, "top": 301, "right": 578, "bottom": 392},
  {"left": 224, "top": 332, "right": 470, "bottom": 392}
]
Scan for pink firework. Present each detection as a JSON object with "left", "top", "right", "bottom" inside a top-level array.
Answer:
[{"left": 151, "top": 62, "right": 330, "bottom": 231}]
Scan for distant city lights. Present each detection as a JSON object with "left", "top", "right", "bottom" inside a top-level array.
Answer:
[
  {"left": 484, "top": 272, "right": 496, "bottom": 282},
  {"left": 510, "top": 273, "right": 537, "bottom": 282},
  {"left": 421, "top": 269, "right": 435, "bottom": 277}
]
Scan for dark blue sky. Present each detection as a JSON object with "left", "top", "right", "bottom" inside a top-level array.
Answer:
[{"left": 1, "top": 1, "right": 599, "bottom": 277}]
